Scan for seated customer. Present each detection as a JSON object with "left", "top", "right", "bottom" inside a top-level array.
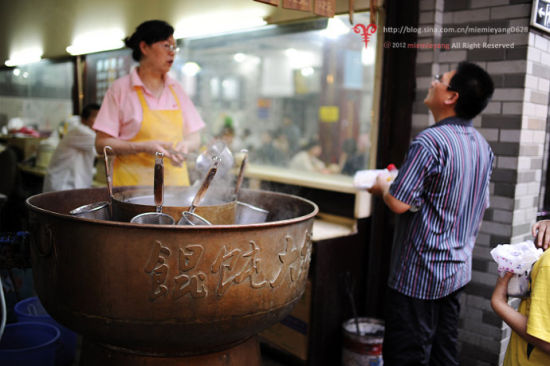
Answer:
[
  {"left": 43, "top": 103, "right": 100, "bottom": 192},
  {"left": 289, "top": 140, "right": 329, "bottom": 174}
]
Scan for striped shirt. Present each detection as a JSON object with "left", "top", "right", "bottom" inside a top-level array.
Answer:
[{"left": 388, "top": 116, "right": 494, "bottom": 299}]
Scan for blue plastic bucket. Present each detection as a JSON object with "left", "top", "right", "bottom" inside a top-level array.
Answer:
[
  {"left": 14, "top": 297, "right": 77, "bottom": 366},
  {"left": 0, "top": 321, "right": 60, "bottom": 366}
]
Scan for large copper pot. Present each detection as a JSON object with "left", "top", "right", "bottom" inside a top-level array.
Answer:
[
  {"left": 26, "top": 187, "right": 317, "bottom": 365},
  {"left": 111, "top": 186, "right": 236, "bottom": 224}
]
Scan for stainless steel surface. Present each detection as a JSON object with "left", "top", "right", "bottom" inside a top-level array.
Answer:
[
  {"left": 236, "top": 201, "right": 269, "bottom": 225},
  {"left": 69, "top": 201, "right": 110, "bottom": 220},
  {"left": 111, "top": 186, "right": 236, "bottom": 225}
]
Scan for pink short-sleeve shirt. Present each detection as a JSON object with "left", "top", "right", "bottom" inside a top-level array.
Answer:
[{"left": 93, "top": 68, "right": 205, "bottom": 140}]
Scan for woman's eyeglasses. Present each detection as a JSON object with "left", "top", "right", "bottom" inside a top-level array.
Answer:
[{"left": 162, "top": 44, "right": 180, "bottom": 53}]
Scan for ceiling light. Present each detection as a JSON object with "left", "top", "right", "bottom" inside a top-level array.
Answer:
[
  {"left": 284, "top": 48, "right": 298, "bottom": 58},
  {"left": 233, "top": 53, "right": 246, "bottom": 63},
  {"left": 66, "top": 29, "right": 125, "bottom": 55},
  {"left": 285, "top": 49, "right": 318, "bottom": 69},
  {"left": 300, "top": 67, "right": 314, "bottom": 77},
  {"left": 182, "top": 62, "right": 201, "bottom": 76},
  {"left": 361, "top": 45, "right": 376, "bottom": 65},
  {"left": 321, "top": 18, "right": 350, "bottom": 39},
  {"left": 5, "top": 48, "right": 43, "bottom": 67},
  {"left": 175, "top": 10, "right": 268, "bottom": 39}
]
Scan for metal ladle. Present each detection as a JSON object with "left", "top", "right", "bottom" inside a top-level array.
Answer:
[
  {"left": 233, "top": 149, "right": 248, "bottom": 200},
  {"left": 130, "top": 152, "right": 175, "bottom": 225},
  {"left": 177, "top": 156, "right": 220, "bottom": 226},
  {"left": 232, "top": 149, "right": 270, "bottom": 225},
  {"left": 195, "top": 140, "right": 234, "bottom": 179},
  {"left": 69, "top": 146, "right": 114, "bottom": 219}
]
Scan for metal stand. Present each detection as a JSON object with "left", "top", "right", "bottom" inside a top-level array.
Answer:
[{"left": 79, "top": 336, "right": 261, "bottom": 366}]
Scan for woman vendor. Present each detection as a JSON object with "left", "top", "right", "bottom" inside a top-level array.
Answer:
[{"left": 94, "top": 20, "right": 205, "bottom": 186}]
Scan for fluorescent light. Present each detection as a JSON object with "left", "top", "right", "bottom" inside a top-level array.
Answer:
[
  {"left": 285, "top": 49, "right": 318, "bottom": 69},
  {"left": 5, "top": 48, "right": 43, "bottom": 67},
  {"left": 321, "top": 18, "right": 350, "bottom": 39},
  {"left": 361, "top": 45, "right": 376, "bottom": 65},
  {"left": 182, "top": 62, "right": 201, "bottom": 76},
  {"left": 175, "top": 10, "right": 267, "bottom": 39},
  {"left": 66, "top": 29, "right": 125, "bottom": 55},
  {"left": 12, "top": 68, "right": 20, "bottom": 76},
  {"left": 300, "top": 67, "right": 314, "bottom": 77},
  {"left": 233, "top": 53, "right": 246, "bottom": 63},
  {"left": 284, "top": 48, "right": 298, "bottom": 58}
]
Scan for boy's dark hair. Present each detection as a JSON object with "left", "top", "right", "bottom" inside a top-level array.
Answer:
[
  {"left": 81, "top": 103, "right": 100, "bottom": 121},
  {"left": 448, "top": 61, "right": 494, "bottom": 120},
  {"left": 124, "top": 20, "right": 174, "bottom": 61}
]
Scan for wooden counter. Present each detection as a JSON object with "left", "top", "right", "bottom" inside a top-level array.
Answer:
[
  {"left": 18, "top": 163, "right": 46, "bottom": 177},
  {"left": 244, "top": 164, "right": 372, "bottom": 218}
]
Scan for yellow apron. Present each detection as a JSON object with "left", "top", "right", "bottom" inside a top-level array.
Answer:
[{"left": 113, "top": 86, "right": 190, "bottom": 187}]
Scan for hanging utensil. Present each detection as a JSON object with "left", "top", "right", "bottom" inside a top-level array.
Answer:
[
  {"left": 195, "top": 140, "right": 234, "bottom": 179},
  {"left": 104, "top": 145, "right": 114, "bottom": 218},
  {"left": 130, "top": 153, "right": 175, "bottom": 225},
  {"left": 69, "top": 201, "right": 110, "bottom": 220},
  {"left": 232, "top": 149, "right": 269, "bottom": 224},
  {"left": 69, "top": 146, "right": 115, "bottom": 220},
  {"left": 233, "top": 149, "right": 248, "bottom": 200},
  {"left": 177, "top": 156, "right": 220, "bottom": 226},
  {"left": 235, "top": 201, "right": 269, "bottom": 225}
]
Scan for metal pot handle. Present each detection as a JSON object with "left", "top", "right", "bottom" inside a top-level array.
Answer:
[
  {"left": 104, "top": 146, "right": 114, "bottom": 217},
  {"left": 34, "top": 225, "right": 55, "bottom": 258}
]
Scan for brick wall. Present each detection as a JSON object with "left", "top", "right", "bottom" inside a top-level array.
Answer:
[{"left": 411, "top": 0, "right": 550, "bottom": 365}]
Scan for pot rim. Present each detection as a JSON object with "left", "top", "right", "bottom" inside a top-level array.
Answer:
[{"left": 26, "top": 187, "right": 319, "bottom": 229}]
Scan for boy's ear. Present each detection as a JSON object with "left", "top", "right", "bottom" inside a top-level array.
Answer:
[{"left": 445, "top": 91, "right": 459, "bottom": 106}]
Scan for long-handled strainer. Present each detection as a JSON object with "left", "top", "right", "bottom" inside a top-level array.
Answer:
[
  {"left": 130, "top": 152, "right": 175, "bottom": 225},
  {"left": 177, "top": 156, "right": 220, "bottom": 226},
  {"left": 233, "top": 149, "right": 248, "bottom": 200},
  {"left": 69, "top": 146, "right": 114, "bottom": 219}
]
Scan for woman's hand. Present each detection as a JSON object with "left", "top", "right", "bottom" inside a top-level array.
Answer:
[
  {"left": 532, "top": 220, "right": 550, "bottom": 250},
  {"left": 138, "top": 140, "right": 185, "bottom": 166},
  {"left": 95, "top": 131, "right": 197, "bottom": 166}
]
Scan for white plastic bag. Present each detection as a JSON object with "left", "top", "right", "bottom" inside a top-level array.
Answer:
[
  {"left": 353, "top": 169, "right": 385, "bottom": 189},
  {"left": 490, "top": 241, "right": 543, "bottom": 297},
  {"left": 353, "top": 164, "right": 398, "bottom": 189}
]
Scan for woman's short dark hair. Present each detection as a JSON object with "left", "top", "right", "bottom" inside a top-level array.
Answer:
[
  {"left": 124, "top": 20, "right": 174, "bottom": 61},
  {"left": 448, "top": 61, "right": 494, "bottom": 120}
]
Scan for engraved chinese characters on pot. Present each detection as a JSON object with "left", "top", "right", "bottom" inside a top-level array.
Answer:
[
  {"left": 211, "top": 240, "right": 268, "bottom": 296},
  {"left": 144, "top": 240, "right": 171, "bottom": 301},
  {"left": 143, "top": 231, "right": 313, "bottom": 301},
  {"left": 174, "top": 244, "right": 208, "bottom": 299}
]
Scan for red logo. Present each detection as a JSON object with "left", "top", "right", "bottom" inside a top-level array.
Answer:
[{"left": 353, "top": 24, "right": 377, "bottom": 48}]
